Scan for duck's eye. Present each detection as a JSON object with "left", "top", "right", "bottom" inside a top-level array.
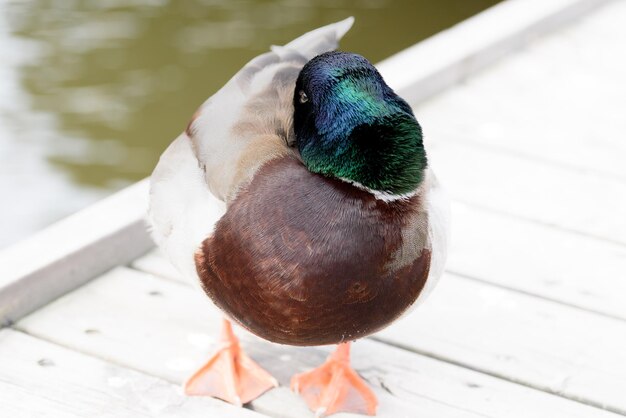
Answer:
[{"left": 299, "top": 90, "right": 309, "bottom": 104}]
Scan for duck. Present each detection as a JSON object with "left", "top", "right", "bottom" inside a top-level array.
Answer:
[{"left": 148, "top": 17, "right": 450, "bottom": 417}]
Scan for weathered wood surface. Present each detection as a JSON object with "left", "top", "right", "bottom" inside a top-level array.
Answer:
[
  {"left": 15, "top": 267, "right": 619, "bottom": 418},
  {"left": 0, "top": 180, "right": 152, "bottom": 326},
  {"left": 0, "top": 328, "right": 262, "bottom": 418}
]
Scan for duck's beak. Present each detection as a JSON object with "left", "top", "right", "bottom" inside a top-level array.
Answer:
[{"left": 285, "top": 124, "right": 297, "bottom": 147}]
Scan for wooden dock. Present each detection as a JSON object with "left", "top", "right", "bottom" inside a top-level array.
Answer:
[{"left": 1, "top": 0, "right": 625, "bottom": 416}]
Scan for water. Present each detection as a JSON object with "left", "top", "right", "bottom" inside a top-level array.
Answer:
[{"left": 0, "top": 0, "right": 499, "bottom": 249}]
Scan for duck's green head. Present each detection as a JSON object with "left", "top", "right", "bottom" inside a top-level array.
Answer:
[{"left": 293, "top": 51, "right": 427, "bottom": 195}]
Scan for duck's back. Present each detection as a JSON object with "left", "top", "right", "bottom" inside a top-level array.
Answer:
[{"left": 195, "top": 156, "right": 433, "bottom": 346}]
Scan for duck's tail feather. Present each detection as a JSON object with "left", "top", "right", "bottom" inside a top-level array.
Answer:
[
  {"left": 281, "top": 17, "right": 354, "bottom": 60},
  {"left": 234, "top": 17, "right": 354, "bottom": 93}
]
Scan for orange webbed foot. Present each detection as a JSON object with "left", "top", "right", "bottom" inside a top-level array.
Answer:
[
  {"left": 184, "top": 319, "right": 278, "bottom": 406},
  {"left": 291, "top": 343, "right": 378, "bottom": 417}
]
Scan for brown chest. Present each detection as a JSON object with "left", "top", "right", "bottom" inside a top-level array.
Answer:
[{"left": 195, "top": 156, "right": 431, "bottom": 346}]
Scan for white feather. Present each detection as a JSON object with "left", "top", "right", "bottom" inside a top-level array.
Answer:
[
  {"left": 414, "top": 169, "right": 451, "bottom": 307},
  {"left": 148, "top": 134, "right": 225, "bottom": 287}
]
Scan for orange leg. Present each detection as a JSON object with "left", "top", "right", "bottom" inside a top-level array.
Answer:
[
  {"left": 184, "top": 318, "right": 278, "bottom": 406},
  {"left": 291, "top": 342, "right": 378, "bottom": 417}
]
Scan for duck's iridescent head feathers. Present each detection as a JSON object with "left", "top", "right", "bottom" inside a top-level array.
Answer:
[{"left": 293, "top": 51, "right": 427, "bottom": 195}]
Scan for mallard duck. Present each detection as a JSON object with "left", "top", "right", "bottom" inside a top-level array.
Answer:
[{"left": 148, "top": 17, "right": 449, "bottom": 417}]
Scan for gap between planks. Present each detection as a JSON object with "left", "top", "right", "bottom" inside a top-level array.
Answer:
[
  {"left": 452, "top": 199, "right": 626, "bottom": 250},
  {"left": 437, "top": 135, "right": 626, "bottom": 185},
  {"left": 446, "top": 270, "right": 626, "bottom": 324}
]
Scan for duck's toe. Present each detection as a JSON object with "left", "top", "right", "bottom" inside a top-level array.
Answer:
[
  {"left": 290, "top": 343, "right": 377, "bottom": 417},
  {"left": 184, "top": 319, "right": 278, "bottom": 405}
]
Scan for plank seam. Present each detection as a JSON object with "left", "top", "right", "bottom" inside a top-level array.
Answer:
[
  {"left": 448, "top": 270, "right": 626, "bottom": 323},
  {"left": 456, "top": 198, "right": 626, "bottom": 248},
  {"left": 10, "top": 325, "right": 180, "bottom": 385},
  {"left": 438, "top": 136, "right": 626, "bottom": 185},
  {"left": 127, "top": 263, "right": 189, "bottom": 287}
]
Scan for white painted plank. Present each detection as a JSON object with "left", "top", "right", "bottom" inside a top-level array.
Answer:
[
  {"left": 16, "top": 267, "right": 619, "bottom": 418},
  {"left": 376, "top": 275, "right": 626, "bottom": 415},
  {"left": 0, "top": 180, "right": 153, "bottom": 326},
  {"left": 448, "top": 202, "right": 626, "bottom": 320},
  {"left": 0, "top": 329, "right": 263, "bottom": 418},
  {"left": 427, "top": 137, "right": 626, "bottom": 246},
  {"left": 414, "top": 0, "right": 626, "bottom": 181},
  {"left": 378, "top": 0, "right": 611, "bottom": 104}
]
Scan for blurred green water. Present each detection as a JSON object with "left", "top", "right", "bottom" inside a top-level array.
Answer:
[{"left": 0, "top": 0, "right": 499, "bottom": 247}]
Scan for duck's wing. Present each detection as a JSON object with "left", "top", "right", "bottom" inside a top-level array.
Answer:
[
  {"left": 149, "top": 133, "right": 226, "bottom": 283},
  {"left": 187, "top": 17, "right": 354, "bottom": 202}
]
